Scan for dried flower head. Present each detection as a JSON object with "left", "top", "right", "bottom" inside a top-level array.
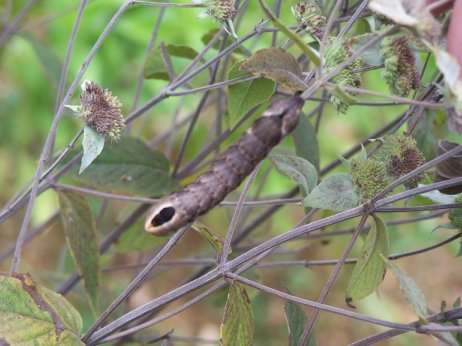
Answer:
[
  {"left": 449, "top": 195, "right": 462, "bottom": 230},
  {"left": 375, "top": 135, "right": 425, "bottom": 188},
  {"left": 324, "top": 37, "right": 362, "bottom": 113},
  {"left": 291, "top": 1, "right": 326, "bottom": 39},
  {"left": 79, "top": 81, "right": 125, "bottom": 141},
  {"left": 351, "top": 158, "right": 390, "bottom": 202},
  {"left": 380, "top": 36, "right": 420, "bottom": 97}
]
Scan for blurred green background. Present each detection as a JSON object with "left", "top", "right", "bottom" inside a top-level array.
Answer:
[{"left": 1, "top": 1, "right": 461, "bottom": 345}]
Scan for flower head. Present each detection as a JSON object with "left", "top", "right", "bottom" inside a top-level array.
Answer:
[
  {"left": 203, "top": 0, "right": 235, "bottom": 22},
  {"left": 194, "top": 0, "right": 237, "bottom": 38},
  {"left": 380, "top": 36, "right": 420, "bottom": 97},
  {"left": 291, "top": 1, "right": 326, "bottom": 39},
  {"left": 79, "top": 81, "right": 125, "bottom": 141},
  {"left": 324, "top": 37, "right": 362, "bottom": 113},
  {"left": 375, "top": 135, "right": 425, "bottom": 188},
  {"left": 351, "top": 158, "right": 390, "bottom": 202}
]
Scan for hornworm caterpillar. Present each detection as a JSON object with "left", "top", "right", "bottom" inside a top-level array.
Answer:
[{"left": 145, "top": 96, "right": 304, "bottom": 236}]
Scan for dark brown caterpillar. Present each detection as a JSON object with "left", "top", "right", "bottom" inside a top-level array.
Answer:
[{"left": 145, "top": 96, "right": 304, "bottom": 235}]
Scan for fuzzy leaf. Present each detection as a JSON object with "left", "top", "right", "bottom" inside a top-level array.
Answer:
[
  {"left": 349, "top": 33, "right": 383, "bottom": 66},
  {"left": 369, "top": 0, "right": 419, "bottom": 26},
  {"left": 418, "top": 187, "right": 457, "bottom": 205},
  {"left": 0, "top": 272, "right": 83, "bottom": 345},
  {"left": 58, "top": 190, "right": 100, "bottom": 314},
  {"left": 220, "top": 282, "right": 254, "bottom": 346},
  {"left": 303, "top": 173, "right": 359, "bottom": 211},
  {"left": 227, "top": 61, "right": 275, "bottom": 128},
  {"left": 387, "top": 260, "right": 428, "bottom": 321},
  {"left": 346, "top": 216, "right": 389, "bottom": 303},
  {"left": 80, "top": 125, "right": 105, "bottom": 174},
  {"left": 284, "top": 296, "right": 315, "bottom": 346},
  {"left": 67, "top": 136, "right": 178, "bottom": 197},
  {"left": 292, "top": 114, "right": 320, "bottom": 171},
  {"left": 191, "top": 221, "right": 227, "bottom": 255},
  {"left": 270, "top": 153, "right": 317, "bottom": 196},
  {"left": 434, "top": 48, "right": 462, "bottom": 107},
  {"left": 240, "top": 48, "right": 307, "bottom": 92}
]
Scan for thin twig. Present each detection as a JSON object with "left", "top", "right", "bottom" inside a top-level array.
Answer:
[
  {"left": 82, "top": 225, "right": 189, "bottom": 341},
  {"left": 10, "top": 0, "right": 134, "bottom": 272},
  {"left": 220, "top": 162, "right": 262, "bottom": 266},
  {"left": 97, "top": 249, "right": 274, "bottom": 344},
  {"left": 227, "top": 274, "right": 462, "bottom": 333},
  {"left": 299, "top": 213, "right": 369, "bottom": 345},
  {"left": 54, "top": 0, "right": 88, "bottom": 112},
  {"left": 0, "top": 0, "right": 37, "bottom": 47},
  {"left": 349, "top": 308, "right": 462, "bottom": 346}
]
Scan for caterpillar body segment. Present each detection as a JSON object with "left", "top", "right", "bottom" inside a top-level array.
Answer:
[{"left": 145, "top": 96, "right": 304, "bottom": 235}]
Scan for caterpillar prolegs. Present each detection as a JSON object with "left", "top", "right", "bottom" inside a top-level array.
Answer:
[{"left": 144, "top": 96, "right": 304, "bottom": 236}]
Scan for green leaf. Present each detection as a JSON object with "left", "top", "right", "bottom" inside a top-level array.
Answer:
[
  {"left": 164, "top": 44, "right": 199, "bottom": 60},
  {"left": 220, "top": 282, "right": 254, "bottom": 346},
  {"left": 386, "top": 260, "right": 428, "bottom": 321},
  {"left": 144, "top": 47, "right": 169, "bottom": 80},
  {"left": 58, "top": 190, "right": 100, "bottom": 315},
  {"left": 240, "top": 48, "right": 307, "bottom": 92},
  {"left": 356, "top": 144, "right": 368, "bottom": 163},
  {"left": 191, "top": 221, "right": 227, "bottom": 255},
  {"left": 66, "top": 136, "right": 179, "bottom": 197},
  {"left": 453, "top": 296, "right": 461, "bottom": 308},
  {"left": 116, "top": 219, "right": 164, "bottom": 253},
  {"left": 346, "top": 215, "right": 389, "bottom": 304},
  {"left": 348, "top": 33, "right": 383, "bottom": 66},
  {"left": 80, "top": 125, "right": 105, "bottom": 174},
  {"left": 144, "top": 44, "right": 199, "bottom": 81},
  {"left": 201, "top": 29, "right": 246, "bottom": 55},
  {"left": 303, "top": 173, "right": 359, "bottom": 212},
  {"left": 291, "top": 114, "right": 320, "bottom": 172},
  {"left": 23, "top": 32, "right": 62, "bottom": 86},
  {"left": 411, "top": 109, "right": 447, "bottom": 161},
  {"left": 270, "top": 153, "right": 317, "bottom": 196},
  {"left": 0, "top": 272, "right": 83, "bottom": 345},
  {"left": 284, "top": 296, "right": 315, "bottom": 346},
  {"left": 227, "top": 61, "right": 275, "bottom": 128}
]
